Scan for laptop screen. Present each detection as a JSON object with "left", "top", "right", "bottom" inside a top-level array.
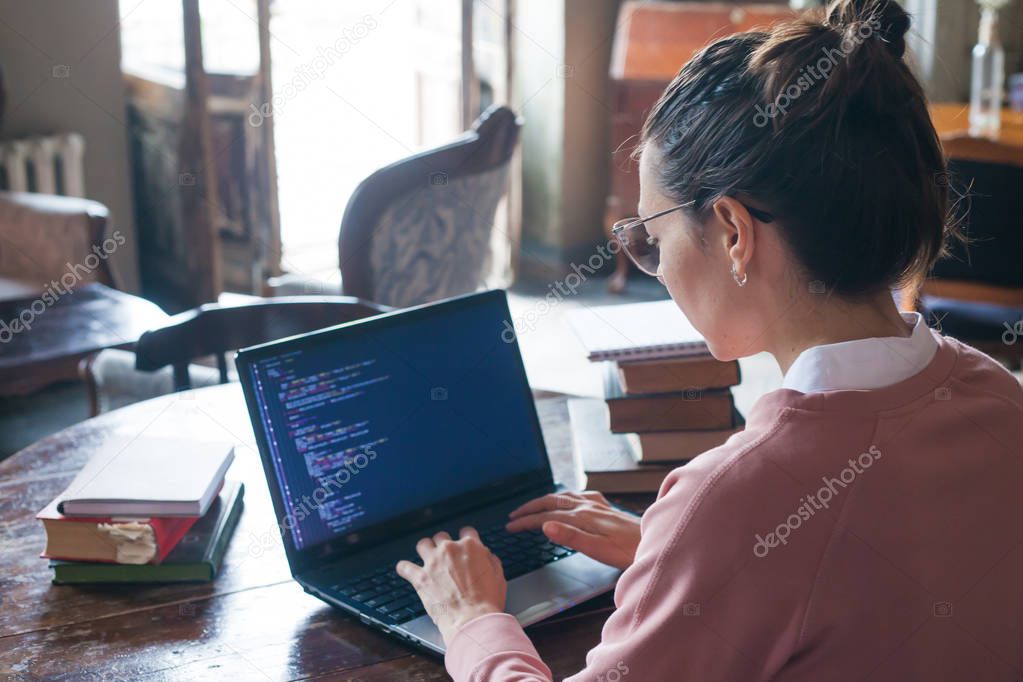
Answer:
[{"left": 240, "top": 291, "right": 550, "bottom": 554}]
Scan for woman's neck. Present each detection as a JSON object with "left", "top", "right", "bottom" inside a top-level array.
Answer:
[{"left": 768, "top": 289, "right": 912, "bottom": 375}]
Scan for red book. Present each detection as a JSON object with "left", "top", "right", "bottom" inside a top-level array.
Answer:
[{"left": 37, "top": 497, "right": 198, "bottom": 565}]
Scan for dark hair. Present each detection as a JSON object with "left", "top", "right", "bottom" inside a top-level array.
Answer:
[{"left": 639, "top": 0, "right": 956, "bottom": 296}]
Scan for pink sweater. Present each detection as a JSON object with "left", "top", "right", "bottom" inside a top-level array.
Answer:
[{"left": 447, "top": 334, "right": 1023, "bottom": 681}]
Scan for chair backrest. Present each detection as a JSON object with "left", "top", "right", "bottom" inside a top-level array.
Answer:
[
  {"left": 932, "top": 135, "right": 1023, "bottom": 290},
  {"left": 338, "top": 105, "right": 521, "bottom": 308},
  {"left": 135, "top": 296, "right": 391, "bottom": 390},
  {"left": 0, "top": 191, "right": 114, "bottom": 288}
]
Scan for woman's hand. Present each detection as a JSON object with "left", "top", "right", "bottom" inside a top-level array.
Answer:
[
  {"left": 396, "top": 527, "right": 506, "bottom": 645},
  {"left": 506, "top": 491, "right": 641, "bottom": 571}
]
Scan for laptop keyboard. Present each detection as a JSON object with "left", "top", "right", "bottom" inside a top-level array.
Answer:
[{"left": 325, "top": 526, "right": 576, "bottom": 624}]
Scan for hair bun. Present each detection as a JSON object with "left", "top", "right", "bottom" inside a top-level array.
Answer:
[{"left": 824, "top": 0, "right": 910, "bottom": 59}]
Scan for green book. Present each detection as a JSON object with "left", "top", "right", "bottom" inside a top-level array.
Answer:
[{"left": 50, "top": 480, "right": 244, "bottom": 584}]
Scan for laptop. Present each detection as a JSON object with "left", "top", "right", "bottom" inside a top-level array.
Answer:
[{"left": 235, "top": 289, "right": 621, "bottom": 654}]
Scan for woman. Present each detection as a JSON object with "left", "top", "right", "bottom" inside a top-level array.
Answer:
[{"left": 397, "top": 0, "right": 1023, "bottom": 679}]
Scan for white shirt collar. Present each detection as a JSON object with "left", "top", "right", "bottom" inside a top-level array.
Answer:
[{"left": 781, "top": 312, "right": 938, "bottom": 394}]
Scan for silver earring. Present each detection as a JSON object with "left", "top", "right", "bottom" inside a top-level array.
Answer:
[{"left": 732, "top": 264, "right": 748, "bottom": 287}]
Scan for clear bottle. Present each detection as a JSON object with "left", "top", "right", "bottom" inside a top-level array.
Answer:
[{"left": 969, "top": 6, "right": 1005, "bottom": 137}]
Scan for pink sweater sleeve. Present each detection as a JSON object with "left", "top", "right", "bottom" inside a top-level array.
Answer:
[{"left": 446, "top": 424, "right": 824, "bottom": 681}]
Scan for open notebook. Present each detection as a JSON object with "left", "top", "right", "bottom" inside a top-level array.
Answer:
[{"left": 565, "top": 299, "right": 708, "bottom": 362}]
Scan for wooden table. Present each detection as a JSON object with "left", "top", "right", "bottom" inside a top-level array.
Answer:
[
  {"left": 0, "top": 383, "right": 638, "bottom": 680},
  {"left": 0, "top": 283, "right": 169, "bottom": 396},
  {"left": 929, "top": 103, "right": 1023, "bottom": 146}
]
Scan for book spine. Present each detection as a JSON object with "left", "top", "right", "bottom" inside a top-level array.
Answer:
[
  {"left": 152, "top": 516, "right": 201, "bottom": 564},
  {"left": 204, "top": 486, "right": 245, "bottom": 573},
  {"left": 608, "top": 393, "right": 734, "bottom": 433},
  {"left": 52, "top": 562, "right": 212, "bottom": 584},
  {"left": 617, "top": 360, "right": 740, "bottom": 395}
]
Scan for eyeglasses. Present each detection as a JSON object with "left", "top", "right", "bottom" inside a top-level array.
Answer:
[{"left": 611, "top": 200, "right": 774, "bottom": 277}]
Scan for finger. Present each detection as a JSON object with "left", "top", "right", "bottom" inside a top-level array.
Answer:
[
  {"left": 508, "top": 493, "right": 569, "bottom": 519},
  {"left": 581, "top": 491, "right": 610, "bottom": 506},
  {"left": 488, "top": 550, "right": 504, "bottom": 577},
  {"left": 542, "top": 520, "right": 603, "bottom": 556},
  {"left": 458, "top": 526, "right": 480, "bottom": 542},
  {"left": 506, "top": 510, "right": 583, "bottom": 534},
  {"left": 395, "top": 560, "right": 424, "bottom": 585},
  {"left": 557, "top": 493, "right": 585, "bottom": 509},
  {"left": 432, "top": 530, "right": 452, "bottom": 544},
  {"left": 416, "top": 536, "right": 436, "bottom": 559}
]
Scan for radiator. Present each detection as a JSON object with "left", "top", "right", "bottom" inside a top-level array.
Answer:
[{"left": 0, "top": 132, "right": 86, "bottom": 197}]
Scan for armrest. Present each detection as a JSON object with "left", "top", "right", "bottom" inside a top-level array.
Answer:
[
  {"left": 263, "top": 271, "right": 343, "bottom": 297},
  {"left": 0, "top": 191, "right": 116, "bottom": 289}
]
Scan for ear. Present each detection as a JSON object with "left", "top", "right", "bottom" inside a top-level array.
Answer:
[{"left": 712, "top": 197, "right": 756, "bottom": 281}]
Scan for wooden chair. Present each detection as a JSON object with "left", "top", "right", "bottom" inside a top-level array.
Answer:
[
  {"left": 81, "top": 296, "right": 390, "bottom": 415},
  {"left": 0, "top": 192, "right": 116, "bottom": 301},
  {"left": 268, "top": 105, "right": 521, "bottom": 308},
  {"left": 910, "top": 134, "right": 1023, "bottom": 367}
]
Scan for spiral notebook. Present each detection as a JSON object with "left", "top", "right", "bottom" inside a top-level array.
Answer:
[{"left": 566, "top": 300, "right": 708, "bottom": 362}]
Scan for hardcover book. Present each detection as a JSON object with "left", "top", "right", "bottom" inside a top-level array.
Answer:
[
  {"left": 54, "top": 435, "right": 234, "bottom": 518},
  {"left": 603, "top": 362, "right": 735, "bottom": 433},
  {"left": 624, "top": 410, "right": 745, "bottom": 463},
  {"left": 617, "top": 355, "right": 740, "bottom": 395},
  {"left": 570, "top": 399, "right": 681, "bottom": 494},
  {"left": 50, "top": 480, "right": 244, "bottom": 584}
]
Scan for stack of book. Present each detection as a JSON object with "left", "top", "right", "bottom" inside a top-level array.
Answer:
[
  {"left": 37, "top": 436, "right": 243, "bottom": 584},
  {"left": 566, "top": 300, "right": 744, "bottom": 493}
]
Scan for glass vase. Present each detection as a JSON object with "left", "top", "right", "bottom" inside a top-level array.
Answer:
[{"left": 969, "top": 6, "right": 1005, "bottom": 137}]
